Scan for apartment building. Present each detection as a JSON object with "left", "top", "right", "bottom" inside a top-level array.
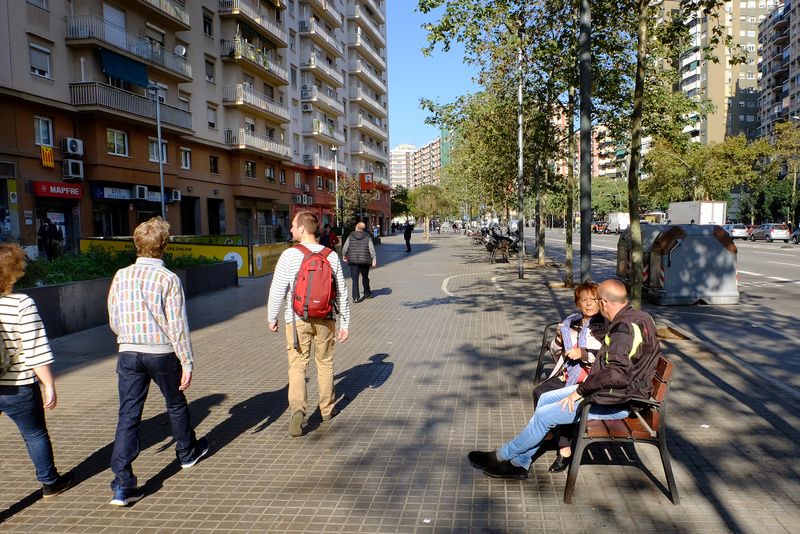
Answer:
[
  {"left": 410, "top": 137, "right": 441, "bottom": 188},
  {"left": 679, "top": 0, "right": 777, "bottom": 143},
  {"left": 758, "top": 0, "right": 794, "bottom": 137},
  {"left": 389, "top": 143, "right": 415, "bottom": 189},
  {"left": 0, "top": 0, "right": 390, "bottom": 255}
]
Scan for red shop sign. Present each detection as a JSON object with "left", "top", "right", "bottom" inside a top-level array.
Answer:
[{"left": 33, "top": 181, "right": 83, "bottom": 199}]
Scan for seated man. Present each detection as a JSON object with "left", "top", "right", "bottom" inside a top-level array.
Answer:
[{"left": 468, "top": 279, "right": 662, "bottom": 479}]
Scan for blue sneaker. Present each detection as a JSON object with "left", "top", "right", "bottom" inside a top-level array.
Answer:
[
  {"left": 109, "top": 487, "right": 144, "bottom": 506},
  {"left": 180, "top": 437, "right": 209, "bottom": 469}
]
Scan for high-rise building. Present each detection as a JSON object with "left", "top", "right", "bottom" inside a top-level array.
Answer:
[
  {"left": 410, "top": 138, "right": 441, "bottom": 188},
  {"left": 758, "top": 1, "right": 792, "bottom": 138},
  {"left": 389, "top": 144, "right": 416, "bottom": 189},
  {"left": 0, "top": 0, "right": 390, "bottom": 255}
]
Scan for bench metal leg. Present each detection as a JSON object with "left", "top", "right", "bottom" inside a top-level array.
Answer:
[{"left": 659, "top": 431, "right": 680, "bottom": 505}]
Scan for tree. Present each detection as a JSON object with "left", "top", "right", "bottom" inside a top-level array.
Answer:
[
  {"left": 338, "top": 174, "right": 377, "bottom": 227},
  {"left": 409, "top": 185, "right": 450, "bottom": 242},
  {"left": 391, "top": 186, "right": 411, "bottom": 220},
  {"left": 773, "top": 121, "right": 800, "bottom": 227}
]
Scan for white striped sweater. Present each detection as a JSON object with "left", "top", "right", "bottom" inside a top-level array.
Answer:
[
  {"left": 0, "top": 294, "right": 54, "bottom": 386},
  {"left": 267, "top": 243, "right": 350, "bottom": 330}
]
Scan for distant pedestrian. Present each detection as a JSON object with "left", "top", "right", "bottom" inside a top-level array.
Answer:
[
  {"left": 403, "top": 221, "right": 413, "bottom": 252},
  {"left": 343, "top": 222, "right": 377, "bottom": 303},
  {"left": 267, "top": 211, "right": 350, "bottom": 437},
  {"left": 37, "top": 218, "right": 62, "bottom": 261},
  {"left": 319, "top": 224, "right": 339, "bottom": 250},
  {"left": 0, "top": 243, "right": 74, "bottom": 499},
  {"left": 107, "top": 217, "right": 208, "bottom": 507}
]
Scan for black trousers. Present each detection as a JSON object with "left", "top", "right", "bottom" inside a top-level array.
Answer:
[
  {"left": 404, "top": 237, "right": 411, "bottom": 251},
  {"left": 349, "top": 264, "right": 371, "bottom": 300}
]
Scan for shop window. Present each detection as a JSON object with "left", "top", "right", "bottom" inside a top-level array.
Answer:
[
  {"left": 106, "top": 129, "right": 128, "bottom": 156},
  {"left": 29, "top": 44, "right": 51, "bottom": 78},
  {"left": 245, "top": 160, "right": 256, "bottom": 178},
  {"left": 180, "top": 147, "right": 191, "bottom": 169},
  {"left": 34, "top": 116, "right": 53, "bottom": 147},
  {"left": 148, "top": 139, "right": 168, "bottom": 163}
]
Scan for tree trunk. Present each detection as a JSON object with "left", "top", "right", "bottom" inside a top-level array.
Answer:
[
  {"left": 628, "top": 0, "right": 648, "bottom": 310},
  {"left": 538, "top": 168, "right": 546, "bottom": 266},
  {"left": 565, "top": 87, "right": 577, "bottom": 287}
]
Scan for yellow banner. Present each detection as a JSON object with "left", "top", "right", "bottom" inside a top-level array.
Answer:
[
  {"left": 40, "top": 146, "right": 54, "bottom": 168},
  {"left": 252, "top": 243, "right": 291, "bottom": 277}
]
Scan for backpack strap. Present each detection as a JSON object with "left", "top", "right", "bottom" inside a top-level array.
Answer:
[{"left": 290, "top": 244, "right": 312, "bottom": 350}]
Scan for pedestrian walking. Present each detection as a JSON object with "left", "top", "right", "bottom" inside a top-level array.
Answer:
[
  {"left": 267, "top": 211, "right": 350, "bottom": 437},
  {"left": 403, "top": 221, "right": 413, "bottom": 252},
  {"left": 0, "top": 244, "right": 74, "bottom": 499},
  {"left": 37, "top": 218, "right": 63, "bottom": 261},
  {"left": 342, "top": 222, "right": 377, "bottom": 303},
  {"left": 107, "top": 217, "right": 208, "bottom": 507}
]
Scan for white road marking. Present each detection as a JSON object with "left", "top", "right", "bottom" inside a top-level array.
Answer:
[
  {"left": 441, "top": 273, "right": 478, "bottom": 297},
  {"left": 768, "top": 276, "right": 792, "bottom": 282},
  {"left": 738, "top": 270, "right": 764, "bottom": 276},
  {"left": 593, "top": 245, "right": 617, "bottom": 250},
  {"left": 490, "top": 276, "right": 504, "bottom": 292},
  {"left": 767, "top": 261, "right": 800, "bottom": 267}
]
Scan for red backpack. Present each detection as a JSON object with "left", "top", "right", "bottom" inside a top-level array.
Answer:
[{"left": 292, "top": 244, "right": 336, "bottom": 320}]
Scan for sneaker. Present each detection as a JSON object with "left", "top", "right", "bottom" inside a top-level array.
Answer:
[
  {"left": 467, "top": 450, "right": 500, "bottom": 471},
  {"left": 289, "top": 410, "right": 304, "bottom": 437},
  {"left": 364, "top": 293, "right": 373, "bottom": 299},
  {"left": 42, "top": 472, "right": 74, "bottom": 498},
  {"left": 180, "top": 437, "right": 209, "bottom": 469},
  {"left": 321, "top": 408, "right": 339, "bottom": 421},
  {"left": 483, "top": 459, "right": 528, "bottom": 480},
  {"left": 109, "top": 487, "right": 144, "bottom": 506}
]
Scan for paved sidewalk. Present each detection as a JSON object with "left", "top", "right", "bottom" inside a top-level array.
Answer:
[{"left": 1, "top": 231, "right": 798, "bottom": 533}]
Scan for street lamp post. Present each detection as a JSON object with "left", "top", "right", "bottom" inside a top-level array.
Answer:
[
  {"left": 151, "top": 84, "right": 166, "bottom": 219},
  {"left": 331, "top": 146, "right": 339, "bottom": 228}
]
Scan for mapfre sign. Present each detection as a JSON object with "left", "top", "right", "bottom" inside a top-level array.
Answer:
[{"left": 33, "top": 181, "right": 83, "bottom": 199}]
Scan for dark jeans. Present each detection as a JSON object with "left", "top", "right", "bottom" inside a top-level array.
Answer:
[
  {"left": 0, "top": 384, "right": 59, "bottom": 484},
  {"left": 404, "top": 238, "right": 411, "bottom": 251},
  {"left": 349, "top": 264, "right": 371, "bottom": 300},
  {"left": 111, "top": 352, "right": 197, "bottom": 490}
]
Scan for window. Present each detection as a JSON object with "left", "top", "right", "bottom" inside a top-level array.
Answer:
[
  {"left": 265, "top": 165, "right": 275, "bottom": 181},
  {"left": 203, "top": 12, "right": 213, "bottom": 37},
  {"left": 279, "top": 169, "right": 286, "bottom": 184},
  {"left": 180, "top": 147, "right": 192, "bottom": 169},
  {"left": 106, "top": 129, "right": 128, "bottom": 156},
  {"left": 29, "top": 44, "right": 51, "bottom": 78},
  {"left": 205, "top": 60, "right": 215, "bottom": 83},
  {"left": 27, "top": 0, "right": 48, "bottom": 9},
  {"left": 245, "top": 160, "right": 256, "bottom": 178},
  {"left": 209, "top": 155, "right": 219, "bottom": 174},
  {"left": 327, "top": 179, "right": 334, "bottom": 192},
  {"left": 245, "top": 117, "right": 256, "bottom": 133},
  {"left": 34, "top": 116, "right": 53, "bottom": 146},
  {"left": 178, "top": 93, "right": 190, "bottom": 111},
  {"left": 207, "top": 106, "right": 217, "bottom": 128},
  {"left": 291, "top": 67, "right": 297, "bottom": 87},
  {"left": 317, "top": 176, "right": 323, "bottom": 190},
  {"left": 294, "top": 172, "right": 302, "bottom": 188},
  {"left": 148, "top": 81, "right": 166, "bottom": 103},
  {"left": 289, "top": 30, "right": 296, "bottom": 51},
  {"left": 148, "top": 138, "right": 167, "bottom": 163}
]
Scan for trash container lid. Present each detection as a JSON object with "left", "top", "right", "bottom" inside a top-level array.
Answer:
[{"left": 652, "top": 224, "right": 736, "bottom": 255}]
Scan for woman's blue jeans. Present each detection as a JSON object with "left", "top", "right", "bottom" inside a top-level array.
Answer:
[
  {"left": 0, "top": 384, "right": 59, "bottom": 484},
  {"left": 497, "top": 385, "right": 629, "bottom": 470}
]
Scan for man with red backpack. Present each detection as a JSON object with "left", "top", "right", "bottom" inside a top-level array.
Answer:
[{"left": 267, "top": 211, "right": 350, "bottom": 437}]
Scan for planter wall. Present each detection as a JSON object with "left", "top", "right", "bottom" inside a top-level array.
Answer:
[{"left": 20, "top": 261, "right": 238, "bottom": 338}]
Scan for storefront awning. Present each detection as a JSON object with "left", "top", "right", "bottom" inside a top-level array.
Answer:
[{"left": 99, "top": 49, "right": 148, "bottom": 88}]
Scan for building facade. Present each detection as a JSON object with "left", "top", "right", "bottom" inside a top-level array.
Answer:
[
  {"left": 389, "top": 143, "right": 415, "bottom": 189},
  {"left": 758, "top": 0, "right": 793, "bottom": 138},
  {"left": 0, "top": 0, "right": 390, "bottom": 256},
  {"left": 410, "top": 137, "right": 441, "bottom": 188}
]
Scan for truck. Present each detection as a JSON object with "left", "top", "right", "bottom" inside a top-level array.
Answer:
[
  {"left": 606, "top": 212, "right": 631, "bottom": 233},
  {"left": 667, "top": 201, "right": 727, "bottom": 225}
]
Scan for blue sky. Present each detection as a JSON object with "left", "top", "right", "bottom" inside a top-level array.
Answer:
[{"left": 386, "top": 3, "right": 479, "bottom": 149}]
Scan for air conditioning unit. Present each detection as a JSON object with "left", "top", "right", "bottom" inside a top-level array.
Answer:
[
  {"left": 303, "top": 184, "right": 310, "bottom": 192},
  {"left": 305, "top": 195, "right": 313, "bottom": 205},
  {"left": 302, "top": 194, "right": 308, "bottom": 204},
  {"left": 62, "top": 159, "right": 84, "bottom": 181},
  {"left": 169, "top": 190, "right": 182, "bottom": 202},
  {"left": 303, "top": 154, "right": 312, "bottom": 161},
  {"left": 301, "top": 103, "right": 313, "bottom": 112},
  {"left": 301, "top": 84, "right": 311, "bottom": 91},
  {"left": 61, "top": 137, "right": 84, "bottom": 157},
  {"left": 292, "top": 194, "right": 303, "bottom": 203},
  {"left": 133, "top": 185, "right": 148, "bottom": 200}
]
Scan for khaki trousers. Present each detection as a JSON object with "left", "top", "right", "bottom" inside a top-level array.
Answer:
[{"left": 284, "top": 318, "right": 336, "bottom": 417}]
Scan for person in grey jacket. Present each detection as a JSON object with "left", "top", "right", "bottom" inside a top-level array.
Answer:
[{"left": 342, "top": 222, "right": 376, "bottom": 303}]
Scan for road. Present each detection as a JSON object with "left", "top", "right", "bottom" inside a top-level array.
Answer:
[{"left": 527, "top": 229, "right": 800, "bottom": 398}]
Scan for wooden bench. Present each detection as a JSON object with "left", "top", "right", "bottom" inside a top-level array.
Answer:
[{"left": 533, "top": 322, "right": 561, "bottom": 385}]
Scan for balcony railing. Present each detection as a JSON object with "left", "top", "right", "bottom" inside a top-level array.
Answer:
[
  {"left": 362, "top": 0, "right": 385, "bottom": 23},
  {"left": 351, "top": 32, "right": 386, "bottom": 69},
  {"left": 350, "top": 87, "right": 386, "bottom": 115},
  {"left": 348, "top": 5, "right": 385, "bottom": 46},
  {"left": 299, "top": 19, "right": 343, "bottom": 55},
  {"left": 142, "top": 0, "right": 190, "bottom": 26},
  {"left": 225, "top": 128, "right": 291, "bottom": 158},
  {"left": 348, "top": 59, "right": 386, "bottom": 91},
  {"left": 219, "top": 0, "right": 287, "bottom": 45},
  {"left": 351, "top": 115, "right": 387, "bottom": 139},
  {"left": 300, "top": 86, "right": 344, "bottom": 114},
  {"left": 307, "top": 0, "right": 344, "bottom": 27},
  {"left": 221, "top": 39, "right": 288, "bottom": 82},
  {"left": 69, "top": 82, "right": 193, "bottom": 130},
  {"left": 309, "top": 154, "right": 346, "bottom": 172},
  {"left": 354, "top": 141, "right": 387, "bottom": 160},
  {"left": 223, "top": 84, "right": 290, "bottom": 121},
  {"left": 302, "top": 119, "right": 345, "bottom": 144},
  {"left": 300, "top": 54, "right": 344, "bottom": 86},
  {"left": 66, "top": 15, "right": 191, "bottom": 78}
]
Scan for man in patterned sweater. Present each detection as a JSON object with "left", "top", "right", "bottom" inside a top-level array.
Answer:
[{"left": 107, "top": 217, "right": 208, "bottom": 506}]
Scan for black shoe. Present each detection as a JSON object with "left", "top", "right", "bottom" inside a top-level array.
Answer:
[
  {"left": 42, "top": 472, "right": 74, "bottom": 498},
  {"left": 181, "top": 436, "right": 209, "bottom": 469},
  {"left": 548, "top": 452, "right": 571, "bottom": 473},
  {"left": 364, "top": 293, "right": 373, "bottom": 299},
  {"left": 483, "top": 460, "right": 528, "bottom": 480},
  {"left": 354, "top": 296, "right": 365, "bottom": 303},
  {"left": 468, "top": 450, "right": 500, "bottom": 470}
]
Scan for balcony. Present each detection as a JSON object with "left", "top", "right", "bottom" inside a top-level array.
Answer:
[
  {"left": 300, "top": 85, "right": 344, "bottom": 115},
  {"left": 347, "top": 59, "right": 386, "bottom": 92},
  {"left": 225, "top": 128, "right": 291, "bottom": 159},
  {"left": 65, "top": 15, "right": 191, "bottom": 81},
  {"left": 306, "top": 0, "right": 343, "bottom": 28},
  {"left": 302, "top": 119, "right": 345, "bottom": 145},
  {"left": 298, "top": 19, "right": 343, "bottom": 57},
  {"left": 350, "top": 32, "right": 386, "bottom": 69},
  {"left": 361, "top": 0, "right": 385, "bottom": 24},
  {"left": 69, "top": 82, "right": 192, "bottom": 131},
  {"left": 349, "top": 87, "right": 387, "bottom": 117},
  {"left": 306, "top": 153, "right": 347, "bottom": 173},
  {"left": 221, "top": 39, "right": 288, "bottom": 85},
  {"left": 300, "top": 53, "right": 344, "bottom": 87},
  {"left": 219, "top": 0, "right": 288, "bottom": 47},
  {"left": 223, "top": 84, "right": 290, "bottom": 123},
  {"left": 349, "top": 113, "right": 387, "bottom": 140},
  {"left": 347, "top": 4, "right": 385, "bottom": 47},
  {"left": 136, "top": 0, "right": 191, "bottom": 30},
  {"left": 358, "top": 166, "right": 388, "bottom": 184},
  {"left": 351, "top": 141, "right": 387, "bottom": 162}
]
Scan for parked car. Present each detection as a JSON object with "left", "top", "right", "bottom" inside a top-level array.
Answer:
[
  {"left": 722, "top": 223, "right": 749, "bottom": 240},
  {"left": 749, "top": 223, "right": 791, "bottom": 243},
  {"left": 792, "top": 228, "right": 800, "bottom": 244},
  {"left": 592, "top": 221, "right": 608, "bottom": 234}
]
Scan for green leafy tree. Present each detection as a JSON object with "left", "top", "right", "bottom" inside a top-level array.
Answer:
[
  {"left": 409, "top": 185, "right": 450, "bottom": 242},
  {"left": 773, "top": 121, "right": 800, "bottom": 227},
  {"left": 391, "top": 186, "right": 411, "bottom": 220}
]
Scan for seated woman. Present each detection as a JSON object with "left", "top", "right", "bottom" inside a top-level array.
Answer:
[{"left": 533, "top": 280, "right": 606, "bottom": 472}]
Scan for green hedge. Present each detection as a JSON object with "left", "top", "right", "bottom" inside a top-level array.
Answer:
[{"left": 16, "top": 247, "right": 218, "bottom": 289}]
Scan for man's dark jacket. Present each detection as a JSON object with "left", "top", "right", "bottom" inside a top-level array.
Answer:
[
  {"left": 576, "top": 305, "right": 661, "bottom": 405},
  {"left": 403, "top": 225, "right": 412, "bottom": 239},
  {"left": 345, "top": 231, "right": 372, "bottom": 265}
]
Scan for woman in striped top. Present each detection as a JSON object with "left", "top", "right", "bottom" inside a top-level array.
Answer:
[{"left": 0, "top": 244, "right": 73, "bottom": 497}]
